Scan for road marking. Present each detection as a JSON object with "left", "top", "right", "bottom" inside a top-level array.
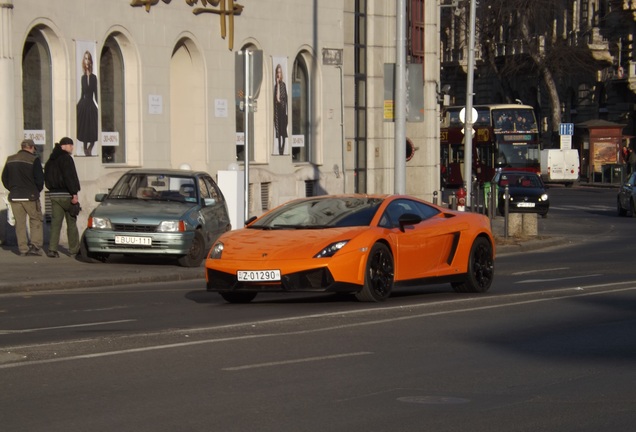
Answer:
[
  {"left": 550, "top": 205, "right": 613, "bottom": 211},
  {"left": 516, "top": 274, "right": 602, "bottom": 284},
  {"left": 512, "top": 267, "right": 570, "bottom": 275},
  {"left": 222, "top": 352, "right": 373, "bottom": 371},
  {"left": 0, "top": 319, "right": 136, "bottom": 335},
  {"left": 2, "top": 282, "right": 636, "bottom": 370}
]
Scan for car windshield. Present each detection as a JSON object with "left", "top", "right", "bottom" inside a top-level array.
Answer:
[
  {"left": 250, "top": 197, "right": 384, "bottom": 229},
  {"left": 498, "top": 174, "right": 542, "bottom": 188},
  {"left": 107, "top": 173, "right": 198, "bottom": 203}
]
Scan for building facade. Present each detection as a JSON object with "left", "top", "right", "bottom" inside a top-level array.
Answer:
[{"left": 0, "top": 0, "right": 444, "bottom": 245}]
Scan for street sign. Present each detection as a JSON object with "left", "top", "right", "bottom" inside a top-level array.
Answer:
[
  {"left": 560, "top": 134, "right": 572, "bottom": 150},
  {"left": 459, "top": 107, "right": 478, "bottom": 124},
  {"left": 559, "top": 123, "right": 574, "bottom": 136}
]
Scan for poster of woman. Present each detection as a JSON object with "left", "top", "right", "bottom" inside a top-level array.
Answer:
[
  {"left": 75, "top": 41, "right": 99, "bottom": 157},
  {"left": 272, "top": 57, "right": 289, "bottom": 156}
]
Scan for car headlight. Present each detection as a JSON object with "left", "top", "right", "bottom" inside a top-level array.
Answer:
[
  {"left": 314, "top": 240, "right": 349, "bottom": 258},
  {"left": 90, "top": 216, "right": 112, "bottom": 230},
  {"left": 209, "top": 242, "right": 224, "bottom": 259},
  {"left": 157, "top": 220, "right": 185, "bottom": 232},
  {"left": 540, "top": 194, "right": 548, "bottom": 201}
]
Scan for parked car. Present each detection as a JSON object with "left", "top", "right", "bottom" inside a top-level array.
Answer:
[
  {"left": 617, "top": 171, "right": 636, "bottom": 217},
  {"left": 493, "top": 170, "right": 549, "bottom": 217},
  {"left": 205, "top": 194, "right": 495, "bottom": 303},
  {"left": 80, "top": 169, "right": 231, "bottom": 267}
]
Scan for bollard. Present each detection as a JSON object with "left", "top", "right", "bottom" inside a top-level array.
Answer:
[
  {"left": 433, "top": 190, "right": 438, "bottom": 205},
  {"left": 490, "top": 181, "right": 497, "bottom": 218},
  {"left": 449, "top": 193, "right": 457, "bottom": 210},
  {"left": 456, "top": 187, "right": 466, "bottom": 211},
  {"left": 503, "top": 184, "right": 510, "bottom": 238}
]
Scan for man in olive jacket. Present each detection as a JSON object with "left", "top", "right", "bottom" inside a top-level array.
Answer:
[
  {"left": 44, "top": 137, "right": 81, "bottom": 257},
  {"left": 2, "top": 139, "right": 45, "bottom": 256}
]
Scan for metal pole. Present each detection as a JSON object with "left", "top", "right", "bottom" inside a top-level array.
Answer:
[
  {"left": 394, "top": 0, "right": 407, "bottom": 194},
  {"left": 463, "top": 0, "right": 477, "bottom": 206},
  {"left": 243, "top": 50, "right": 250, "bottom": 223},
  {"left": 338, "top": 65, "right": 346, "bottom": 193}
]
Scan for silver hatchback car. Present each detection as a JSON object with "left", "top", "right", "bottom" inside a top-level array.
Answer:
[{"left": 80, "top": 169, "right": 231, "bottom": 267}]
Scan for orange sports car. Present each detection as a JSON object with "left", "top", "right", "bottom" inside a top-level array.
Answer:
[{"left": 205, "top": 194, "right": 495, "bottom": 303}]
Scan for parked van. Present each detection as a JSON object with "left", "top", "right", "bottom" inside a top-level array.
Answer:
[{"left": 540, "top": 149, "right": 580, "bottom": 186}]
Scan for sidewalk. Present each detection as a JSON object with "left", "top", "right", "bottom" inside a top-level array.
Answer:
[{"left": 0, "top": 247, "right": 204, "bottom": 294}]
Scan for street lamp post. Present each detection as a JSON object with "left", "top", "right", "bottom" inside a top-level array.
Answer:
[{"left": 463, "top": 0, "right": 477, "bottom": 207}]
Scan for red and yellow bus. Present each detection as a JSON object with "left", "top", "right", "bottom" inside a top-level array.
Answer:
[{"left": 440, "top": 104, "right": 541, "bottom": 186}]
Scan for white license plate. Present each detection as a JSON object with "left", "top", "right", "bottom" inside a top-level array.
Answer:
[
  {"left": 237, "top": 270, "right": 281, "bottom": 282},
  {"left": 516, "top": 202, "right": 535, "bottom": 208},
  {"left": 115, "top": 235, "right": 152, "bottom": 246}
]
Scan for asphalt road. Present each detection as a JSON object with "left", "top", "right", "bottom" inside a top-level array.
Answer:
[{"left": 2, "top": 185, "right": 636, "bottom": 431}]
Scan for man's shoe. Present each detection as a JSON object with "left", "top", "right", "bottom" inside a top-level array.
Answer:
[
  {"left": 26, "top": 246, "right": 43, "bottom": 256},
  {"left": 47, "top": 250, "right": 60, "bottom": 258}
]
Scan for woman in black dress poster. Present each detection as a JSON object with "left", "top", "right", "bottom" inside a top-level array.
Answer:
[
  {"left": 77, "top": 50, "right": 98, "bottom": 156},
  {"left": 273, "top": 63, "right": 288, "bottom": 155}
]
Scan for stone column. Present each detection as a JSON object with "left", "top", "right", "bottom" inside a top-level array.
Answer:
[{"left": 0, "top": 0, "right": 16, "bottom": 245}]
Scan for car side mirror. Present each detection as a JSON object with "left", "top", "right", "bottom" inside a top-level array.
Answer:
[
  {"left": 398, "top": 213, "right": 422, "bottom": 232},
  {"left": 95, "top": 193, "right": 107, "bottom": 202},
  {"left": 203, "top": 198, "right": 217, "bottom": 207}
]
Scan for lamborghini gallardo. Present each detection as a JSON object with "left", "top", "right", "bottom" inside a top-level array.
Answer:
[{"left": 205, "top": 195, "right": 495, "bottom": 303}]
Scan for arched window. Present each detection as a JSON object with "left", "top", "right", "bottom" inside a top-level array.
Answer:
[
  {"left": 22, "top": 30, "right": 53, "bottom": 160},
  {"left": 100, "top": 36, "right": 126, "bottom": 163},
  {"left": 292, "top": 54, "right": 311, "bottom": 162}
]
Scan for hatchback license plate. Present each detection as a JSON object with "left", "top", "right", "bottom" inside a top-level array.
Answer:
[
  {"left": 115, "top": 235, "right": 152, "bottom": 246},
  {"left": 237, "top": 270, "right": 281, "bottom": 282},
  {"left": 516, "top": 202, "right": 535, "bottom": 208}
]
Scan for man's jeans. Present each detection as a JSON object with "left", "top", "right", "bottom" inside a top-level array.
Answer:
[
  {"left": 48, "top": 197, "right": 80, "bottom": 254},
  {"left": 10, "top": 200, "right": 43, "bottom": 254}
]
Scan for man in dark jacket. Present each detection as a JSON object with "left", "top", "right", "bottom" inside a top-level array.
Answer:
[
  {"left": 44, "top": 137, "right": 81, "bottom": 257},
  {"left": 2, "top": 139, "right": 45, "bottom": 256}
]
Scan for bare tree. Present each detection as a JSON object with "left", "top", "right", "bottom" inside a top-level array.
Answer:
[{"left": 476, "top": 0, "right": 606, "bottom": 134}]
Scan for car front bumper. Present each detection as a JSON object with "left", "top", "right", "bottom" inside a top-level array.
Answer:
[{"left": 84, "top": 229, "right": 195, "bottom": 255}]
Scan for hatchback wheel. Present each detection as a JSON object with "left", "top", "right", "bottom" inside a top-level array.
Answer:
[
  {"left": 177, "top": 230, "right": 206, "bottom": 267},
  {"left": 617, "top": 197, "right": 627, "bottom": 217}
]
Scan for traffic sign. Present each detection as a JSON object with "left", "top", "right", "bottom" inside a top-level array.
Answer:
[{"left": 559, "top": 123, "right": 574, "bottom": 136}]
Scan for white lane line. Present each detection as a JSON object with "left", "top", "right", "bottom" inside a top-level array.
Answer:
[
  {"left": 512, "top": 267, "right": 570, "bottom": 275},
  {"left": 0, "top": 319, "right": 136, "bottom": 335},
  {"left": 222, "top": 352, "right": 373, "bottom": 371},
  {"left": 2, "top": 282, "right": 636, "bottom": 370},
  {"left": 516, "top": 274, "right": 603, "bottom": 284}
]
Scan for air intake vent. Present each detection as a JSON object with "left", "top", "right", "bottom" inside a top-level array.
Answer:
[
  {"left": 305, "top": 180, "right": 316, "bottom": 197},
  {"left": 261, "top": 182, "right": 270, "bottom": 211}
]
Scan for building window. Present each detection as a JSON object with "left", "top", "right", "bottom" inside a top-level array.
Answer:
[
  {"left": 292, "top": 54, "right": 311, "bottom": 162},
  {"left": 408, "top": 0, "right": 425, "bottom": 63},
  {"left": 22, "top": 30, "right": 53, "bottom": 161},
  {"left": 100, "top": 36, "right": 126, "bottom": 164}
]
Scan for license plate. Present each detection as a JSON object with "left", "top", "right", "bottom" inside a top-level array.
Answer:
[
  {"left": 115, "top": 235, "right": 152, "bottom": 246},
  {"left": 237, "top": 270, "right": 281, "bottom": 282},
  {"left": 516, "top": 202, "right": 535, "bottom": 208}
]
